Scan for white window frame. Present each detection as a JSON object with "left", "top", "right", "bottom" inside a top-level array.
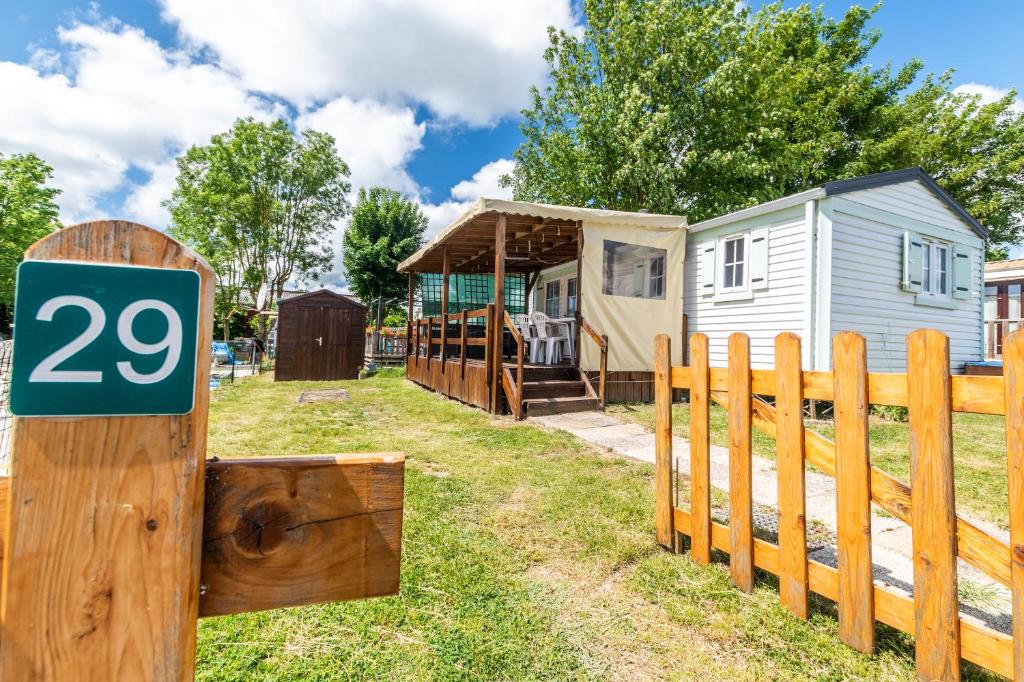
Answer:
[
  {"left": 920, "top": 238, "right": 951, "bottom": 300},
  {"left": 544, "top": 279, "right": 562, "bottom": 317},
  {"left": 645, "top": 253, "right": 665, "bottom": 299},
  {"left": 715, "top": 232, "right": 752, "bottom": 300}
]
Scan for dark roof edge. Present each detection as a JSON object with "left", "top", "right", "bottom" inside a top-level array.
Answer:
[
  {"left": 278, "top": 288, "right": 368, "bottom": 309},
  {"left": 823, "top": 167, "right": 988, "bottom": 239}
]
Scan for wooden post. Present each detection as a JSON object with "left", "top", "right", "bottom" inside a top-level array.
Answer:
[
  {"left": 460, "top": 309, "right": 468, "bottom": 379},
  {"left": 440, "top": 250, "right": 450, "bottom": 372},
  {"left": 491, "top": 215, "right": 506, "bottom": 413},
  {"left": 775, "top": 332, "right": 808, "bottom": 619},
  {"left": 654, "top": 334, "right": 674, "bottom": 550},
  {"left": 1, "top": 221, "right": 214, "bottom": 680},
  {"left": 484, "top": 303, "right": 494, "bottom": 404},
  {"left": 406, "top": 273, "right": 414, "bottom": 356},
  {"left": 832, "top": 331, "right": 875, "bottom": 654},
  {"left": 574, "top": 226, "right": 583, "bottom": 369},
  {"left": 689, "top": 333, "right": 711, "bottom": 565},
  {"left": 907, "top": 329, "right": 960, "bottom": 680},
  {"left": 727, "top": 332, "right": 753, "bottom": 592},
  {"left": 1005, "top": 330, "right": 1024, "bottom": 681}
]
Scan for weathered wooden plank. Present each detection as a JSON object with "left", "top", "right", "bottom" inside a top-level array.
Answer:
[
  {"left": 1, "top": 221, "right": 214, "bottom": 681},
  {"left": 199, "top": 454, "right": 404, "bottom": 617},
  {"left": 491, "top": 216, "right": 506, "bottom": 413},
  {"left": 672, "top": 507, "right": 1013, "bottom": 679},
  {"left": 654, "top": 335, "right": 674, "bottom": 550},
  {"left": 727, "top": 333, "right": 753, "bottom": 592},
  {"left": 907, "top": 329, "right": 960, "bottom": 681},
  {"left": 775, "top": 333, "right": 808, "bottom": 619},
  {"left": 689, "top": 333, "right": 712, "bottom": 565},
  {"left": 671, "top": 367, "right": 1004, "bottom": 416},
  {"left": 1005, "top": 330, "right": 1024, "bottom": 681},
  {"left": 832, "top": 331, "right": 875, "bottom": 654}
]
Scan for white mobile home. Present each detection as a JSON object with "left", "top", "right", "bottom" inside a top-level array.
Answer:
[
  {"left": 534, "top": 167, "right": 986, "bottom": 378},
  {"left": 682, "top": 168, "right": 985, "bottom": 372}
]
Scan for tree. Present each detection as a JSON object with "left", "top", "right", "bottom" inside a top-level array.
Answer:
[
  {"left": 342, "top": 186, "right": 427, "bottom": 327},
  {"left": 166, "top": 117, "right": 351, "bottom": 337},
  {"left": 508, "top": 0, "right": 1024, "bottom": 257},
  {"left": 0, "top": 153, "right": 61, "bottom": 310}
]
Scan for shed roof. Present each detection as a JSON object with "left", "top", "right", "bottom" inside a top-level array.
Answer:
[
  {"left": 277, "top": 288, "right": 367, "bottom": 309},
  {"left": 687, "top": 167, "right": 987, "bottom": 239},
  {"left": 398, "top": 198, "right": 687, "bottom": 274}
]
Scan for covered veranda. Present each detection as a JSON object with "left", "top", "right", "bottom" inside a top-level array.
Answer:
[{"left": 398, "top": 198, "right": 687, "bottom": 419}]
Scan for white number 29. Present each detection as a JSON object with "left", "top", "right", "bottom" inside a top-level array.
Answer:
[{"left": 29, "top": 296, "right": 184, "bottom": 385}]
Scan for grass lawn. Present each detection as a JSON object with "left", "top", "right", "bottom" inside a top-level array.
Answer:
[
  {"left": 196, "top": 371, "right": 997, "bottom": 680},
  {"left": 607, "top": 401, "right": 1010, "bottom": 529}
]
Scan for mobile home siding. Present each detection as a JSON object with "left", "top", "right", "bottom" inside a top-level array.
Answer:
[
  {"left": 684, "top": 205, "right": 809, "bottom": 368},
  {"left": 826, "top": 190, "right": 983, "bottom": 372}
]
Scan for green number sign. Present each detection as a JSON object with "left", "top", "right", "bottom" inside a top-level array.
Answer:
[{"left": 10, "top": 261, "right": 201, "bottom": 417}]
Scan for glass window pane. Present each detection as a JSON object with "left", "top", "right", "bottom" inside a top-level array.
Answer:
[
  {"left": 1011, "top": 284, "right": 1022, "bottom": 320},
  {"left": 545, "top": 280, "right": 560, "bottom": 316},
  {"left": 601, "top": 240, "right": 667, "bottom": 299},
  {"left": 922, "top": 245, "right": 931, "bottom": 293},
  {"left": 734, "top": 238, "right": 744, "bottom": 263}
]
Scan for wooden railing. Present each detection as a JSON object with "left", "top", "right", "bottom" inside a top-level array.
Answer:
[
  {"left": 410, "top": 307, "right": 491, "bottom": 375},
  {"left": 502, "top": 311, "right": 525, "bottom": 419},
  {"left": 579, "top": 318, "right": 608, "bottom": 407},
  {"left": 654, "top": 329, "right": 1023, "bottom": 680},
  {"left": 985, "top": 318, "right": 1024, "bottom": 359}
]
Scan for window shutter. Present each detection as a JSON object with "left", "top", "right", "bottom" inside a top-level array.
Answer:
[
  {"left": 952, "top": 245, "right": 972, "bottom": 299},
  {"left": 750, "top": 228, "right": 769, "bottom": 291},
  {"left": 700, "top": 243, "right": 716, "bottom": 295},
  {"left": 901, "top": 231, "right": 923, "bottom": 293}
]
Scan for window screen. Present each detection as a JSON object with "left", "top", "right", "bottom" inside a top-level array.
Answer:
[
  {"left": 419, "top": 273, "right": 526, "bottom": 318},
  {"left": 601, "top": 241, "right": 668, "bottom": 300}
]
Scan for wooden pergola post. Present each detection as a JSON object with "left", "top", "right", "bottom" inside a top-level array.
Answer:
[
  {"left": 406, "top": 272, "right": 414, "bottom": 357},
  {"left": 440, "top": 247, "right": 450, "bottom": 372},
  {"left": 491, "top": 214, "right": 507, "bottom": 413},
  {"left": 574, "top": 224, "right": 584, "bottom": 369}
]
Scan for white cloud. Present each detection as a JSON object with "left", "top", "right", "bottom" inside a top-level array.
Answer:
[
  {"left": 451, "top": 158, "right": 514, "bottom": 202},
  {"left": 0, "top": 22, "right": 279, "bottom": 222},
  {"left": 296, "top": 97, "right": 425, "bottom": 196},
  {"left": 419, "top": 157, "right": 514, "bottom": 239},
  {"left": 953, "top": 82, "right": 1024, "bottom": 114},
  {"left": 159, "top": 0, "right": 579, "bottom": 125}
]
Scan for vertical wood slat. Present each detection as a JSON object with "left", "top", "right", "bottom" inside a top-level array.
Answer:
[
  {"left": 833, "top": 332, "right": 875, "bottom": 654},
  {"left": 775, "top": 332, "right": 808, "bottom": 619},
  {"left": 654, "top": 334, "right": 674, "bottom": 550},
  {"left": 689, "top": 333, "right": 712, "bottom": 565},
  {"left": 460, "top": 310, "right": 468, "bottom": 379},
  {"left": 907, "top": 329, "right": 961, "bottom": 681},
  {"left": 1005, "top": 330, "right": 1024, "bottom": 681},
  {"left": 728, "top": 332, "right": 753, "bottom": 592}
]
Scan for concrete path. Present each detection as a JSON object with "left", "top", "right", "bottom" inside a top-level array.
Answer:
[{"left": 530, "top": 410, "right": 1012, "bottom": 634}]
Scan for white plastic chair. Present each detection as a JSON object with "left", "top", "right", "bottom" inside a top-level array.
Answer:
[
  {"left": 530, "top": 312, "right": 568, "bottom": 364},
  {"left": 514, "top": 313, "right": 544, "bottom": 364}
]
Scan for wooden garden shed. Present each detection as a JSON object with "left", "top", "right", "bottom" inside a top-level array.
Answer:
[{"left": 274, "top": 289, "right": 367, "bottom": 381}]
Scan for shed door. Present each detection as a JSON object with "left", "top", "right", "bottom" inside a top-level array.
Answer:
[
  {"left": 293, "top": 305, "right": 325, "bottom": 380},
  {"left": 321, "top": 305, "right": 352, "bottom": 379}
]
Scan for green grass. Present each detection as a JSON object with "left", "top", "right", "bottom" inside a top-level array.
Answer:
[
  {"left": 195, "top": 374, "right": 997, "bottom": 680},
  {"left": 607, "top": 402, "right": 1009, "bottom": 529}
]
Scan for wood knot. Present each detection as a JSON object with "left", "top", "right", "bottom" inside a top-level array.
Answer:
[
  {"left": 235, "top": 499, "right": 291, "bottom": 557},
  {"left": 146, "top": 518, "right": 159, "bottom": 532}
]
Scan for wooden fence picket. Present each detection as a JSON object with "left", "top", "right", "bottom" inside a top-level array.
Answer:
[
  {"left": 775, "top": 333, "right": 808, "bottom": 619},
  {"left": 1005, "top": 330, "right": 1024, "bottom": 681},
  {"left": 689, "top": 333, "right": 712, "bottom": 565},
  {"left": 727, "top": 332, "right": 753, "bottom": 592},
  {"left": 832, "top": 331, "right": 875, "bottom": 654},
  {"left": 654, "top": 334, "right": 674, "bottom": 550},
  {"left": 908, "top": 329, "right": 961, "bottom": 681}
]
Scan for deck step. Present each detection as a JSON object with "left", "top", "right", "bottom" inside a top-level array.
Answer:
[
  {"left": 522, "top": 380, "right": 586, "bottom": 399},
  {"left": 520, "top": 365, "right": 577, "bottom": 381},
  {"left": 523, "top": 395, "right": 601, "bottom": 417}
]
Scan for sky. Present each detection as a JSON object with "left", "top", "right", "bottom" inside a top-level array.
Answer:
[{"left": 2, "top": 0, "right": 1022, "bottom": 285}]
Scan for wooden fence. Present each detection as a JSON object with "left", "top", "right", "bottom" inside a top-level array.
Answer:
[{"left": 654, "top": 329, "right": 1024, "bottom": 681}]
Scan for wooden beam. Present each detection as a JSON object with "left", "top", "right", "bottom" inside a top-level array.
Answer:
[
  {"left": 199, "top": 454, "right": 404, "bottom": 617},
  {"left": 440, "top": 248, "right": 450, "bottom": 371},
  {"left": 491, "top": 215, "right": 507, "bottom": 412}
]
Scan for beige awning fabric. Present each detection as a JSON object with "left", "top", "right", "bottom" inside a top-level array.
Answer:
[
  {"left": 579, "top": 222, "right": 687, "bottom": 371},
  {"left": 398, "top": 198, "right": 687, "bottom": 274}
]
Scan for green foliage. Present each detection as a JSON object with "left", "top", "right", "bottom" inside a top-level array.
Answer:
[
  {"left": 382, "top": 306, "right": 407, "bottom": 327},
  {"left": 0, "top": 153, "right": 61, "bottom": 304},
  {"left": 342, "top": 186, "right": 427, "bottom": 305},
  {"left": 509, "top": 0, "right": 1024, "bottom": 253},
  {"left": 166, "top": 117, "right": 351, "bottom": 334}
]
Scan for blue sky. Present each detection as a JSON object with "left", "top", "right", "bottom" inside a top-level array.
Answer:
[{"left": 2, "top": 0, "right": 1021, "bottom": 277}]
